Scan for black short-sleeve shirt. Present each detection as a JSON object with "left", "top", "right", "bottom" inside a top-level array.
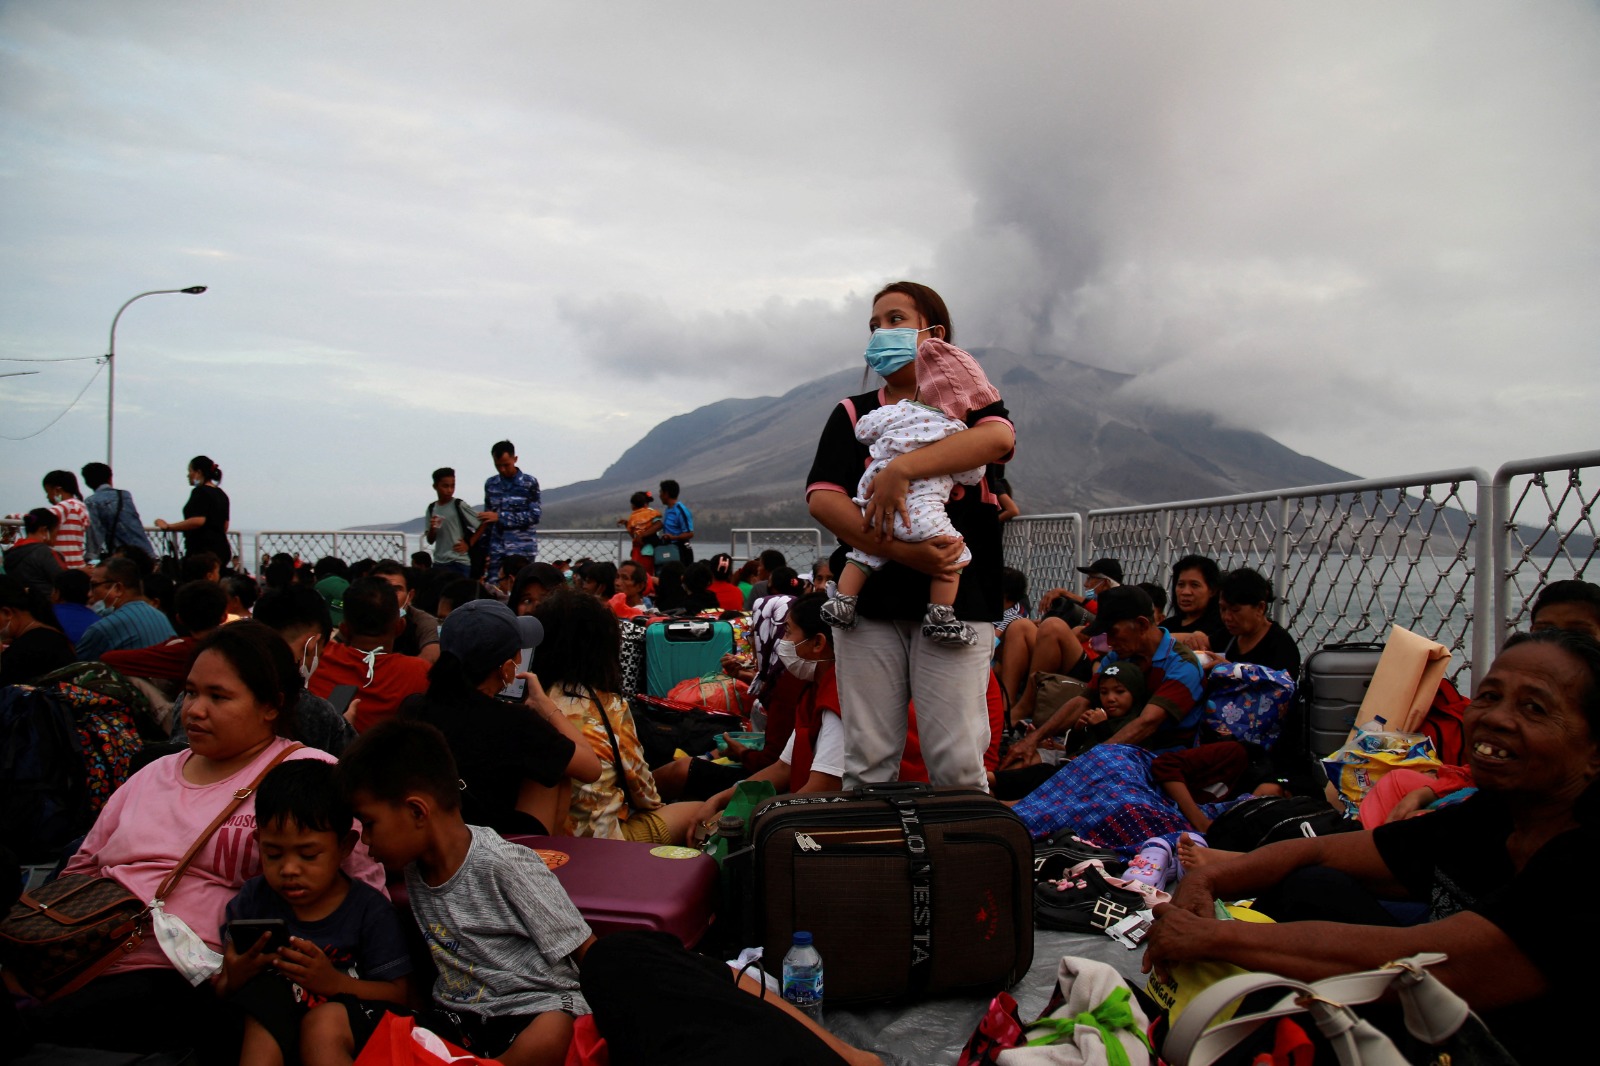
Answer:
[
  {"left": 806, "top": 390, "right": 1011, "bottom": 623},
  {"left": 1373, "top": 790, "right": 1597, "bottom": 1063},
  {"left": 1169, "top": 601, "right": 1230, "bottom": 654},
  {"left": 1224, "top": 622, "right": 1301, "bottom": 676},
  {"left": 181, "top": 484, "right": 232, "bottom": 562},
  {"left": 404, "top": 688, "right": 575, "bottom": 836}
]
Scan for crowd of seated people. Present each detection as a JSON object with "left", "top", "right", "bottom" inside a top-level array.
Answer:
[
  {"left": 0, "top": 486, "right": 887, "bottom": 1065},
  {"left": 6, "top": 461, "right": 1599, "bottom": 1065}
]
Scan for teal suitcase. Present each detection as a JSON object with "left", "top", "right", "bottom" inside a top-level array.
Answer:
[{"left": 644, "top": 619, "right": 734, "bottom": 696}]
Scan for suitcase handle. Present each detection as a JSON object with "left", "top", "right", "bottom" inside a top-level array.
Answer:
[{"left": 854, "top": 782, "right": 934, "bottom": 798}]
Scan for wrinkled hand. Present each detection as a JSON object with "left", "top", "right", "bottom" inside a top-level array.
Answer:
[
  {"left": 861, "top": 460, "right": 912, "bottom": 540},
  {"left": 1141, "top": 902, "right": 1218, "bottom": 978},
  {"left": 274, "top": 937, "right": 343, "bottom": 997},
  {"left": 1168, "top": 870, "right": 1218, "bottom": 919},
  {"left": 1000, "top": 734, "right": 1040, "bottom": 770}
]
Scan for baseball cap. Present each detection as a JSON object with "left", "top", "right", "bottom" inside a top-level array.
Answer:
[
  {"left": 438, "top": 598, "right": 544, "bottom": 680},
  {"left": 314, "top": 575, "right": 349, "bottom": 625},
  {"left": 1084, "top": 585, "right": 1155, "bottom": 637},
  {"left": 1076, "top": 558, "right": 1124, "bottom": 584}
]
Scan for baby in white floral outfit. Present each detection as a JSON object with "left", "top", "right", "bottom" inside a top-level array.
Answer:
[{"left": 821, "top": 339, "right": 1000, "bottom": 645}]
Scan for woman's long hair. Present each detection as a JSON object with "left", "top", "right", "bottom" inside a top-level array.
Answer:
[{"left": 532, "top": 587, "right": 621, "bottom": 697}]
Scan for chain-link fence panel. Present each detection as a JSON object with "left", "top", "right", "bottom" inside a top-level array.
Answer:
[
  {"left": 1493, "top": 451, "right": 1600, "bottom": 649},
  {"left": 1081, "top": 511, "right": 1170, "bottom": 587},
  {"left": 1001, "top": 514, "right": 1084, "bottom": 598},
  {"left": 536, "top": 530, "right": 631, "bottom": 566},
  {"left": 253, "top": 531, "right": 409, "bottom": 567},
  {"left": 1277, "top": 473, "right": 1487, "bottom": 686},
  {"left": 1166, "top": 499, "right": 1280, "bottom": 579},
  {"left": 1069, "top": 470, "right": 1490, "bottom": 687},
  {"left": 730, "top": 528, "right": 825, "bottom": 571}
]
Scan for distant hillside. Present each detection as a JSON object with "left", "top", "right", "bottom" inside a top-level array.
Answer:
[{"left": 532, "top": 348, "right": 1357, "bottom": 532}]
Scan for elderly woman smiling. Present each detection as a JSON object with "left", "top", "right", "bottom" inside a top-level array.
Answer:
[{"left": 1143, "top": 628, "right": 1600, "bottom": 1064}]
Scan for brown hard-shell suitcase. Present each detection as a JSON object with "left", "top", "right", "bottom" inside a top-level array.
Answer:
[{"left": 749, "top": 783, "right": 1033, "bottom": 1004}]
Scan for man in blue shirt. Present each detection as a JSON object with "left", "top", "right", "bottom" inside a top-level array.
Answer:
[
  {"left": 482, "top": 440, "right": 539, "bottom": 580},
  {"left": 658, "top": 479, "right": 695, "bottom": 565},
  {"left": 51, "top": 570, "right": 100, "bottom": 646},
  {"left": 75, "top": 556, "right": 177, "bottom": 661},
  {"left": 79, "top": 463, "right": 155, "bottom": 562}
]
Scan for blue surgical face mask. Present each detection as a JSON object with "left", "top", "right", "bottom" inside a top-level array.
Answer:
[{"left": 863, "top": 326, "right": 934, "bottom": 376}]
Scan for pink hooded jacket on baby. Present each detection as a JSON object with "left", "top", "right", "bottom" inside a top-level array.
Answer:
[{"left": 846, "top": 339, "right": 1000, "bottom": 567}]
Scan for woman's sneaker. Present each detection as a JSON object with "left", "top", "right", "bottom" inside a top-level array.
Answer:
[
  {"left": 820, "top": 594, "right": 859, "bottom": 629},
  {"left": 922, "top": 603, "right": 977, "bottom": 646}
]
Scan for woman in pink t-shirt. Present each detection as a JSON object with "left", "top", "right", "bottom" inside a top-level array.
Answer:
[{"left": 22, "top": 621, "right": 385, "bottom": 1062}]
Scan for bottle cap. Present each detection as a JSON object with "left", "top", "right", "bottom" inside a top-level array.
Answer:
[{"left": 792, "top": 931, "right": 812, "bottom": 946}]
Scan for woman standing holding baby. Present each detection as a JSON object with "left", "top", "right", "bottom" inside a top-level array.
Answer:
[{"left": 805, "top": 282, "right": 1015, "bottom": 789}]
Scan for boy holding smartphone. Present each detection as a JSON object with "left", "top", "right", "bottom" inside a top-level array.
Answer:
[{"left": 217, "top": 760, "right": 411, "bottom": 1066}]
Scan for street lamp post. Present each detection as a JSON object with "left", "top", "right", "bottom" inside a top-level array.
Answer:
[{"left": 106, "top": 286, "right": 207, "bottom": 467}]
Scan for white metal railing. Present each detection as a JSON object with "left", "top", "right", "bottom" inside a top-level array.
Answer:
[
  {"left": 730, "top": 528, "right": 825, "bottom": 569},
  {"left": 1001, "top": 514, "right": 1085, "bottom": 597},
  {"left": 1492, "top": 450, "right": 1600, "bottom": 650},
  {"left": 1028, "top": 469, "right": 1494, "bottom": 687},
  {"left": 532, "top": 529, "right": 632, "bottom": 565},
  {"left": 0, "top": 519, "right": 241, "bottom": 568},
  {"left": 253, "top": 530, "right": 410, "bottom": 568},
  {"left": 146, "top": 527, "right": 244, "bottom": 567}
]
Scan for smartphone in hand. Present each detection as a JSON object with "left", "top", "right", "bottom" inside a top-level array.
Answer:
[{"left": 228, "top": 918, "right": 290, "bottom": 954}]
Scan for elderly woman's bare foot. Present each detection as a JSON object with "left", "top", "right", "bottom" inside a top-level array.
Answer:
[{"left": 1178, "top": 835, "right": 1239, "bottom": 871}]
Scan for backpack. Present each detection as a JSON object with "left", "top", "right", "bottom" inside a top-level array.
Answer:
[
  {"left": 0, "top": 685, "right": 91, "bottom": 863},
  {"left": 1205, "top": 795, "right": 1356, "bottom": 852},
  {"left": 628, "top": 693, "right": 745, "bottom": 768}
]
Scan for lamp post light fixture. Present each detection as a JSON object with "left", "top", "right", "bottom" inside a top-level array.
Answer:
[{"left": 106, "top": 285, "right": 207, "bottom": 468}]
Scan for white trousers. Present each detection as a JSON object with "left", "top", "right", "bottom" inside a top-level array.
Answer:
[{"left": 833, "top": 618, "right": 995, "bottom": 791}]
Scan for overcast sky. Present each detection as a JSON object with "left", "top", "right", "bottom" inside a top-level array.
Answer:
[{"left": 3, "top": 2, "right": 1596, "bottom": 534}]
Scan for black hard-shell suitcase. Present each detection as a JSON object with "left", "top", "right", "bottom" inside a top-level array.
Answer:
[
  {"left": 748, "top": 783, "right": 1033, "bottom": 1005},
  {"left": 1300, "top": 641, "right": 1385, "bottom": 758}
]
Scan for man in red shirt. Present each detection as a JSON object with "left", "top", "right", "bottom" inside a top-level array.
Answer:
[{"left": 305, "top": 577, "right": 430, "bottom": 733}]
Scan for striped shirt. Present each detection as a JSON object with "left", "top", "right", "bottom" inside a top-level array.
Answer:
[
  {"left": 49, "top": 497, "right": 91, "bottom": 569},
  {"left": 75, "top": 600, "right": 177, "bottom": 662}
]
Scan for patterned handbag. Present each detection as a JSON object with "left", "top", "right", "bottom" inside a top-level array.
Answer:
[{"left": 0, "top": 743, "right": 302, "bottom": 1000}]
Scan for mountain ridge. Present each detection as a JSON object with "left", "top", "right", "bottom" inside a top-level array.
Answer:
[{"left": 372, "top": 349, "right": 1359, "bottom": 535}]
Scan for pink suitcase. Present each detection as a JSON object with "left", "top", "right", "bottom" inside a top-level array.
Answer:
[{"left": 503, "top": 833, "right": 719, "bottom": 946}]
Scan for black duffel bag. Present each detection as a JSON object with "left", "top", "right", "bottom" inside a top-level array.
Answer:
[
  {"left": 1206, "top": 794, "right": 1357, "bottom": 852},
  {"left": 628, "top": 693, "right": 744, "bottom": 768}
]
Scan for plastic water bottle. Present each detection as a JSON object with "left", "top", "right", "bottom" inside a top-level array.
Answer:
[{"left": 782, "top": 931, "right": 824, "bottom": 1022}]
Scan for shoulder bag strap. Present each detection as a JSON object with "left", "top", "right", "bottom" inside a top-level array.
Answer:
[
  {"left": 584, "top": 684, "right": 643, "bottom": 815},
  {"left": 108, "top": 490, "right": 126, "bottom": 551},
  {"left": 153, "top": 743, "right": 303, "bottom": 902}
]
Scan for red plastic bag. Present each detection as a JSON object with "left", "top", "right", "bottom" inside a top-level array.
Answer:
[
  {"left": 956, "top": 990, "right": 1026, "bottom": 1066},
  {"left": 563, "top": 1014, "right": 609, "bottom": 1066},
  {"left": 666, "top": 673, "right": 748, "bottom": 716},
  {"left": 354, "top": 1013, "right": 489, "bottom": 1065}
]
